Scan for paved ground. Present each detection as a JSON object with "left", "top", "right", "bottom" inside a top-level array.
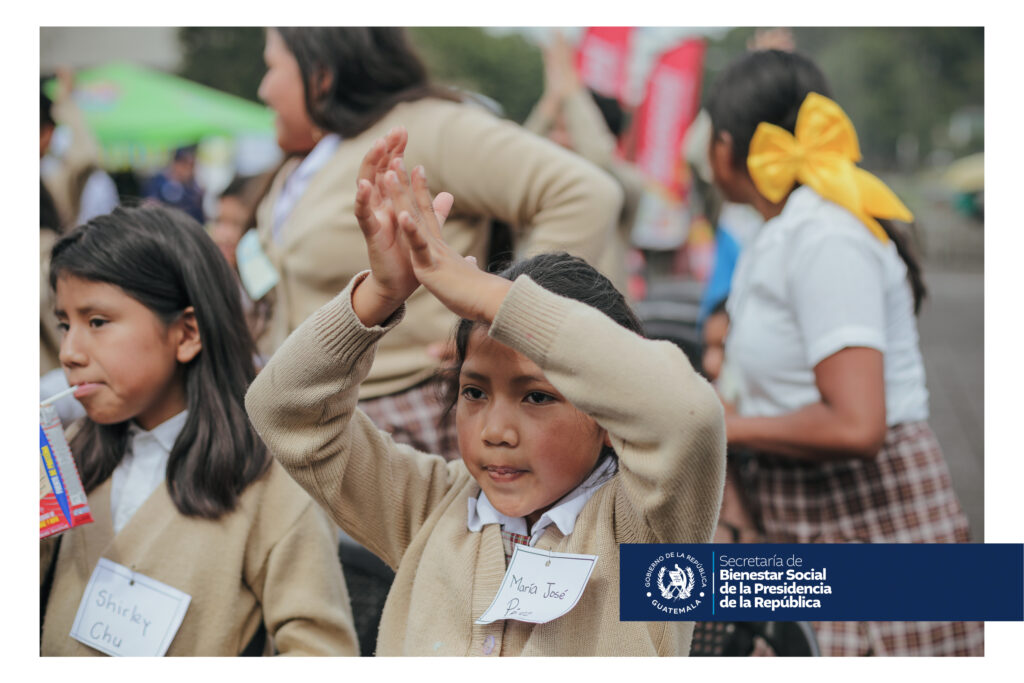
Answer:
[
  {"left": 912, "top": 196, "right": 984, "bottom": 540},
  {"left": 916, "top": 262, "right": 984, "bottom": 540}
]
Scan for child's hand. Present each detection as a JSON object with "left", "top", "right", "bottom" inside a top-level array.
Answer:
[
  {"left": 352, "top": 127, "right": 452, "bottom": 326},
  {"left": 382, "top": 162, "right": 511, "bottom": 324}
]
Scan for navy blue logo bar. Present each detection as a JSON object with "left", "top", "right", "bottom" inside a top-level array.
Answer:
[{"left": 620, "top": 544, "right": 1023, "bottom": 621}]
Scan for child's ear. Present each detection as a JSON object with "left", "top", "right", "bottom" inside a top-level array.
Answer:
[
  {"left": 709, "top": 131, "right": 736, "bottom": 183},
  {"left": 175, "top": 306, "right": 202, "bottom": 363}
]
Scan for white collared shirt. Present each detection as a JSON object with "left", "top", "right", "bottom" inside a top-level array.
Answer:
[
  {"left": 726, "top": 186, "right": 929, "bottom": 423},
  {"left": 272, "top": 133, "right": 342, "bottom": 244},
  {"left": 110, "top": 410, "right": 189, "bottom": 534},
  {"left": 466, "top": 455, "right": 618, "bottom": 542}
]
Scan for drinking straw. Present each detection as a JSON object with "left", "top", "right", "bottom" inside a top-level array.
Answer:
[{"left": 41, "top": 385, "right": 80, "bottom": 407}]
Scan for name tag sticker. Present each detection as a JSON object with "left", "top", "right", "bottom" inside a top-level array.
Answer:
[
  {"left": 70, "top": 558, "right": 191, "bottom": 657},
  {"left": 475, "top": 545, "right": 597, "bottom": 625},
  {"left": 236, "top": 230, "right": 279, "bottom": 301}
]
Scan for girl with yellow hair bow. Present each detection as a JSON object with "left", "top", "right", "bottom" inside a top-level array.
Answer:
[{"left": 704, "top": 48, "right": 981, "bottom": 657}]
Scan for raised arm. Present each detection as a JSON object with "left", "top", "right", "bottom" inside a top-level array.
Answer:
[
  {"left": 385, "top": 162, "right": 727, "bottom": 544},
  {"left": 244, "top": 275, "right": 464, "bottom": 569},
  {"left": 491, "top": 277, "right": 727, "bottom": 544},
  {"left": 51, "top": 69, "right": 101, "bottom": 178},
  {"left": 245, "top": 129, "right": 465, "bottom": 567}
]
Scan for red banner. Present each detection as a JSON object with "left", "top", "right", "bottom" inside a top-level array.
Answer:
[
  {"left": 575, "top": 27, "right": 634, "bottom": 101},
  {"left": 632, "top": 39, "right": 706, "bottom": 199}
]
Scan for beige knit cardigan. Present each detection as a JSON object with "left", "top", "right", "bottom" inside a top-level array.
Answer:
[
  {"left": 254, "top": 97, "right": 624, "bottom": 399},
  {"left": 246, "top": 273, "right": 726, "bottom": 656},
  {"left": 41, "top": 460, "right": 359, "bottom": 656}
]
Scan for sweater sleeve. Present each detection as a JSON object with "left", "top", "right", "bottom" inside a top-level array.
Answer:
[
  {"left": 560, "top": 88, "right": 619, "bottom": 170},
  {"left": 522, "top": 99, "right": 555, "bottom": 137},
  {"left": 416, "top": 101, "right": 623, "bottom": 269},
  {"left": 489, "top": 275, "right": 727, "bottom": 544},
  {"left": 257, "top": 500, "right": 359, "bottom": 656},
  {"left": 245, "top": 273, "right": 463, "bottom": 569}
]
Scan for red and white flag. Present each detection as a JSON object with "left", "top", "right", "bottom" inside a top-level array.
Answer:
[
  {"left": 632, "top": 39, "right": 706, "bottom": 199},
  {"left": 575, "top": 27, "right": 634, "bottom": 101}
]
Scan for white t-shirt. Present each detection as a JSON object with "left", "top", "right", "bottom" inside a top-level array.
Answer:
[{"left": 725, "top": 186, "right": 929, "bottom": 424}]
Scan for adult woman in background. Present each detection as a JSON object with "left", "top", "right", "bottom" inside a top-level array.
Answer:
[
  {"left": 254, "top": 27, "right": 621, "bottom": 459},
  {"left": 705, "top": 49, "right": 982, "bottom": 656}
]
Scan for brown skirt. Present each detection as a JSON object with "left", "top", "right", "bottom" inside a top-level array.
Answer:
[{"left": 735, "top": 421, "right": 984, "bottom": 656}]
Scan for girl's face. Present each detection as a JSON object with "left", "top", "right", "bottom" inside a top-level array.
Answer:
[
  {"left": 55, "top": 276, "right": 200, "bottom": 431},
  {"left": 456, "top": 328, "right": 609, "bottom": 526},
  {"left": 258, "top": 28, "right": 319, "bottom": 154}
]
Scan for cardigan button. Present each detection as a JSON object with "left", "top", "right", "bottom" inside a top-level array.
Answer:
[{"left": 482, "top": 634, "right": 495, "bottom": 655}]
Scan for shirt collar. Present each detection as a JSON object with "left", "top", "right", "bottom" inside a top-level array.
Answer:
[
  {"left": 467, "top": 455, "right": 618, "bottom": 540},
  {"left": 128, "top": 410, "right": 189, "bottom": 452},
  {"left": 290, "top": 133, "right": 341, "bottom": 185},
  {"left": 272, "top": 133, "right": 341, "bottom": 243}
]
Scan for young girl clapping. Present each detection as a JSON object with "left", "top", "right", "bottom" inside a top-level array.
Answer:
[{"left": 246, "top": 132, "right": 726, "bottom": 655}]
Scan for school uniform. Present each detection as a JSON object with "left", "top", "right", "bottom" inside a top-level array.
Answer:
[
  {"left": 253, "top": 98, "right": 623, "bottom": 458},
  {"left": 40, "top": 413, "right": 359, "bottom": 656},
  {"left": 725, "top": 186, "right": 983, "bottom": 655},
  {"left": 246, "top": 272, "right": 727, "bottom": 655},
  {"left": 255, "top": 97, "right": 624, "bottom": 397}
]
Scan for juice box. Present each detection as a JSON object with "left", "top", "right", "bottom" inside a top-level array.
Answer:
[{"left": 40, "top": 403, "right": 93, "bottom": 538}]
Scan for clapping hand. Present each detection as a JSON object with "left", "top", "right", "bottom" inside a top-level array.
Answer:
[
  {"left": 537, "top": 31, "right": 581, "bottom": 120},
  {"left": 379, "top": 153, "right": 512, "bottom": 325},
  {"left": 351, "top": 127, "right": 454, "bottom": 326}
]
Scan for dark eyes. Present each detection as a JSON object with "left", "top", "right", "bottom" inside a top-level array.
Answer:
[
  {"left": 460, "top": 386, "right": 485, "bottom": 401},
  {"left": 524, "top": 391, "right": 556, "bottom": 405},
  {"left": 55, "top": 318, "right": 108, "bottom": 332},
  {"left": 458, "top": 387, "right": 556, "bottom": 405}
]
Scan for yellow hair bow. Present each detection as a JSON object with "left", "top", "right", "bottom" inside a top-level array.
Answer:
[{"left": 747, "top": 92, "right": 913, "bottom": 243}]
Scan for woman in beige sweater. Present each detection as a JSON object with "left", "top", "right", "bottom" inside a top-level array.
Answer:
[
  {"left": 253, "top": 28, "right": 622, "bottom": 458},
  {"left": 246, "top": 139, "right": 726, "bottom": 655}
]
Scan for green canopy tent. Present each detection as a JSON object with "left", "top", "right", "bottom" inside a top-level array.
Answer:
[{"left": 45, "top": 62, "right": 275, "bottom": 170}]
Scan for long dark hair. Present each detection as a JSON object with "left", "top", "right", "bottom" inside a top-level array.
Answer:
[
  {"left": 49, "top": 205, "right": 271, "bottom": 518},
  {"left": 439, "top": 253, "right": 644, "bottom": 466},
  {"left": 706, "top": 49, "right": 926, "bottom": 312},
  {"left": 275, "top": 27, "right": 460, "bottom": 139}
]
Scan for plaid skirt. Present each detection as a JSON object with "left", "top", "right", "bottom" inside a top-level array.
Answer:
[
  {"left": 735, "top": 421, "right": 984, "bottom": 656},
  {"left": 359, "top": 380, "right": 460, "bottom": 461}
]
